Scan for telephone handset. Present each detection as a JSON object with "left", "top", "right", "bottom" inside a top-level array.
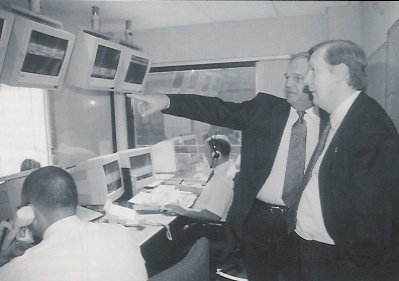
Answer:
[
  {"left": 14, "top": 206, "right": 35, "bottom": 228},
  {"left": 14, "top": 205, "right": 35, "bottom": 244}
]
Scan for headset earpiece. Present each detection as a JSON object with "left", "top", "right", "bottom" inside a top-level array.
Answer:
[{"left": 212, "top": 151, "right": 220, "bottom": 159}]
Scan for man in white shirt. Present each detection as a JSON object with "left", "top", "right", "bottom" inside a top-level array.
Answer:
[
  {"left": 295, "top": 40, "right": 399, "bottom": 281},
  {"left": 127, "top": 52, "right": 330, "bottom": 281},
  {"left": 165, "top": 134, "right": 235, "bottom": 222},
  {"left": 0, "top": 166, "right": 148, "bottom": 281}
]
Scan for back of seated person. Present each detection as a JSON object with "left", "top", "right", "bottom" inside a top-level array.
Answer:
[
  {"left": 20, "top": 158, "right": 41, "bottom": 172},
  {"left": 165, "top": 134, "right": 236, "bottom": 222},
  {"left": 0, "top": 166, "right": 148, "bottom": 281}
]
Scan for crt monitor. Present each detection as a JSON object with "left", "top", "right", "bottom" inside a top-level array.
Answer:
[
  {"left": 116, "top": 43, "right": 151, "bottom": 93},
  {"left": 0, "top": 9, "right": 14, "bottom": 75},
  {"left": 66, "top": 29, "right": 123, "bottom": 91},
  {"left": 0, "top": 8, "right": 75, "bottom": 89},
  {"left": 0, "top": 170, "right": 31, "bottom": 221},
  {"left": 118, "top": 147, "right": 154, "bottom": 195},
  {"left": 69, "top": 153, "right": 124, "bottom": 206},
  {"left": 151, "top": 138, "right": 178, "bottom": 174}
]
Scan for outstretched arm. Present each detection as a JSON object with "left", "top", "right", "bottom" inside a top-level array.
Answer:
[{"left": 127, "top": 93, "right": 170, "bottom": 117}]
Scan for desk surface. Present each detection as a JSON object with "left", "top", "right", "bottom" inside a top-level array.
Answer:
[{"left": 128, "top": 212, "right": 177, "bottom": 246}]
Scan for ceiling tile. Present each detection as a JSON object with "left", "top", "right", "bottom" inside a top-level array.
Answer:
[
  {"left": 193, "top": 1, "right": 277, "bottom": 22},
  {"left": 273, "top": 1, "right": 350, "bottom": 17}
]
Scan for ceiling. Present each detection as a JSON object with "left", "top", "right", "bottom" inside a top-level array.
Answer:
[{"left": 4, "top": 1, "right": 358, "bottom": 32}]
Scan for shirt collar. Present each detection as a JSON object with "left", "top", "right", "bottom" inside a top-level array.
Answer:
[
  {"left": 214, "top": 161, "right": 230, "bottom": 173},
  {"left": 330, "top": 91, "right": 361, "bottom": 131},
  {"left": 43, "top": 215, "right": 81, "bottom": 240}
]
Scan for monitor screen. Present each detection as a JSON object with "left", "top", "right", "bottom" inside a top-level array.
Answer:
[
  {"left": 91, "top": 45, "right": 121, "bottom": 79},
  {"left": 124, "top": 55, "right": 149, "bottom": 84},
  {"left": 21, "top": 30, "right": 69, "bottom": 76},
  {"left": 103, "top": 160, "right": 122, "bottom": 194},
  {"left": 129, "top": 153, "right": 153, "bottom": 181},
  {"left": 0, "top": 18, "right": 4, "bottom": 38}
]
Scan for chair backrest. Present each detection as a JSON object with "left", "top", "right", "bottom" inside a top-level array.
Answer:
[{"left": 148, "top": 237, "right": 210, "bottom": 281}]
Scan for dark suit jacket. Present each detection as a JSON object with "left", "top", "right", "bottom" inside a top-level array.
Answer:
[
  {"left": 164, "top": 93, "right": 327, "bottom": 239},
  {"left": 318, "top": 92, "right": 399, "bottom": 280}
]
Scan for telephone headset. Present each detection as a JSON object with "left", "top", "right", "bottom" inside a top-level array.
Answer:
[{"left": 207, "top": 135, "right": 221, "bottom": 169}]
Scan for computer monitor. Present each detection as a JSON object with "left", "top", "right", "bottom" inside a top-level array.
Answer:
[
  {"left": 0, "top": 7, "right": 75, "bottom": 89},
  {"left": 151, "top": 138, "right": 178, "bottom": 174},
  {"left": 115, "top": 42, "right": 151, "bottom": 93},
  {"left": 0, "top": 9, "right": 14, "bottom": 75},
  {"left": 69, "top": 153, "right": 124, "bottom": 206},
  {"left": 176, "top": 134, "right": 198, "bottom": 154},
  {"left": 0, "top": 170, "right": 31, "bottom": 221},
  {"left": 66, "top": 29, "right": 123, "bottom": 91},
  {"left": 118, "top": 147, "right": 154, "bottom": 196}
]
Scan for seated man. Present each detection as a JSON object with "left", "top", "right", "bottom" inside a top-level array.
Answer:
[
  {"left": 165, "top": 134, "right": 236, "bottom": 222},
  {"left": 0, "top": 166, "right": 148, "bottom": 281}
]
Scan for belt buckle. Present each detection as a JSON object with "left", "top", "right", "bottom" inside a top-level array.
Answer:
[{"left": 270, "top": 205, "right": 285, "bottom": 214}]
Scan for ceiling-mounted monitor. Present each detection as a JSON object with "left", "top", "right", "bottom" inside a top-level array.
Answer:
[
  {"left": 115, "top": 42, "right": 151, "bottom": 93},
  {"left": 0, "top": 9, "right": 14, "bottom": 75},
  {"left": 0, "top": 8, "right": 75, "bottom": 89},
  {"left": 66, "top": 29, "right": 123, "bottom": 91}
]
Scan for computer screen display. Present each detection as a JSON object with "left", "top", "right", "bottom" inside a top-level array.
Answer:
[
  {"left": 21, "top": 31, "right": 68, "bottom": 76},
  {"left": 124, "top": 55, "right": 149, "bottom": 84},
  {"left": 0, "top": 18, "right": 4, "bottom": 38},
  {"left": 103, "top": 160, "right": 122, "bottom": 194},
  {"left": 91, "top": 45, "right": 121, "bottom": 79}
]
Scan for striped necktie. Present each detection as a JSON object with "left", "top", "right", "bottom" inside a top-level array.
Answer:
[
  {"left": 286, "top": 119, "right": 331, "bottom": 233},
  {"left": 282, "top": 111, "right": 307, "bottom": 208}
]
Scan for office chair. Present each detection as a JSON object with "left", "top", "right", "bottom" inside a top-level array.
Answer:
[
  {"left": 148, "top": 237, "right": 210, "bottom": 281},
  {"left": 181, "top": 220, "right": 247, "bottom": 281}
]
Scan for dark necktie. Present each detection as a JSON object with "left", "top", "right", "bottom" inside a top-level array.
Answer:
[
  {"left": 286, "top": 119, "right": 331, "bottom": 233},
  {"left": 204, "top": 169, "right": 215, "bottom": 185},
  {"left": 282, "top": 111, "right": 307, "bottom": 208}
]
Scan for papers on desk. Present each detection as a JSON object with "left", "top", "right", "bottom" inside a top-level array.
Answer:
[
  {"left": 129, "top": 185, "right": 197, "bottom": 211},
  {"left": 104, "top": 200, "right": 144, "bottom": 226}
]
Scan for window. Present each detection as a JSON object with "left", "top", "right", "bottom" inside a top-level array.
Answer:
[
  {"left": 0, "top": 84, "right": 49, "bottom": 176},
  {"left": 129, "top": 65, "right": 255, "bottom": 176}
]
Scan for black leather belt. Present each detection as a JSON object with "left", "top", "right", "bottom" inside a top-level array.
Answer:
[{"left": 254, "top": 199, "right": 288, "bottom": 214}]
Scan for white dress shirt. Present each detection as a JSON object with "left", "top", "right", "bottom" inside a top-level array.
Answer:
[
  {"left": 0, "top": 216, "right": 148, "bottom": 281},
  {"left": 296, "top": 91, "right": 361, "bottom": 244},
  {"left": 194, "top": 161, "right": 236, "bottom": 221},
  {"left": 256, "top": 106, "right": 320, "bottom": 205}
]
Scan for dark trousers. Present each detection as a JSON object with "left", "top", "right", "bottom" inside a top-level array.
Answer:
[
  {"left": 293, "top": 233, "right": 337, "bottom": 281},
  {"left": 242, "top": 200, "right": 300, "bottom": 281}
]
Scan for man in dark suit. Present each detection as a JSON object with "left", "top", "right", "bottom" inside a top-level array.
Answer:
[
  {"left": 129, "top": 53, "right": 328, "bottom": 281},
  {"left": 296, "top": 40, "right": 399, "bottom": 281}
]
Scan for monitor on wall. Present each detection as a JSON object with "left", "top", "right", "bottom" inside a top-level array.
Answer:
[
  {"left": 66, "top": 29, "right": 123, "bottom": 91},
  {"left": 0, "top": 8, "right": 75, "bottom": 89},
  {"left": 115, "top": 43, "right": 151, "bottom": 93},
  {"left": 0, "top": 9, "right": 14, "bottom": 75},
  {"left": 69, "top": 153, "right": 124, "bottom": 206}
]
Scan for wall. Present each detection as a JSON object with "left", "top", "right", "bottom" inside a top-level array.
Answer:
[
  {"left": 326, "top": 4, "right": 362, "bottom": 47},
  {"left": 362, "top": 1, "right": 399, "bottom": 56},
  {"left": 129, "top": 15, "right": 328, "bottom": 65}
]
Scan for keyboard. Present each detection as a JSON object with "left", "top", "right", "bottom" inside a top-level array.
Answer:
[{"left": 76, "top": 206, "right": 103, "bottom": 222}]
